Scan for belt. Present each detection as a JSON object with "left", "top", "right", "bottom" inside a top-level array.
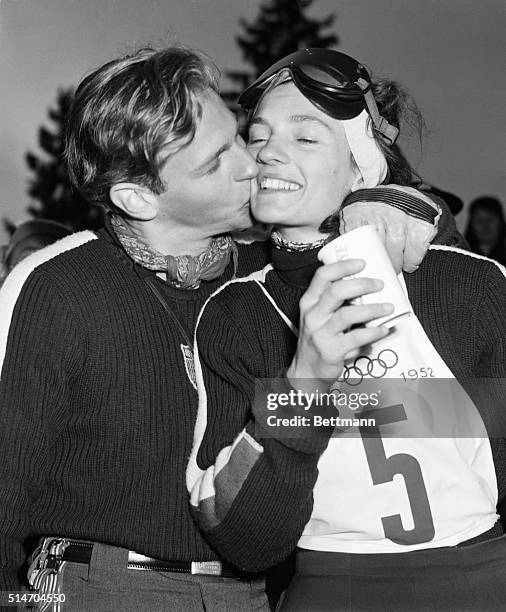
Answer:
[{"left": 60, "top": 540, "right": 252, "bottom": 579}]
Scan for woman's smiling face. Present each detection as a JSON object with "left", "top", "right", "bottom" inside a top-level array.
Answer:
[{"left": 248, "top": 81, "right": 358, "bottom": 241}]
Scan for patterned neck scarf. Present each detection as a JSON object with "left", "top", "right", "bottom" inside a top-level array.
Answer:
[{"left": 111, "top": 215, "right": 238, "bottom": 290}]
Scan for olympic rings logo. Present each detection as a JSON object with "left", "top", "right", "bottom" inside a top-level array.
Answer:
[{"left": 336, "top": 349, "right": 399, "bottom": 386}]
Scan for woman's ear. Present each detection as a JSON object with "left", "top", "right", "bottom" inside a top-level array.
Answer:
[{"left": 109, "top": 184, "right": 158, "bottom": 221}]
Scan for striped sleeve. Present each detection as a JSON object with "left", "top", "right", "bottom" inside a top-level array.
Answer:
[{"left": 186, "top": 285, "right": 333, "bottom": 572}]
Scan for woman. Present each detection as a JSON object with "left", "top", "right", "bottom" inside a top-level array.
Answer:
[{"left": 187, "top": 49, "right": 506, "bottom": 610}]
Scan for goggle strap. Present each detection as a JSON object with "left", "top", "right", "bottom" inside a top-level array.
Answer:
[
  {"left": 375, "top": 117, "right": 399, "bottom": 146},
  {"left": 358, "top": 78, "right": 399, "bottom": 145}
]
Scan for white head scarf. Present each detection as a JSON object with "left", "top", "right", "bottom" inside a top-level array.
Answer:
[{"left": 341, "top": 109, "right": 388, "bottom": 190}]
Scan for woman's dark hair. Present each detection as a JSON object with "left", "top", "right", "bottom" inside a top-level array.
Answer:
[{"left": 369, "top": 78, "right": 424, "bottom": 186}]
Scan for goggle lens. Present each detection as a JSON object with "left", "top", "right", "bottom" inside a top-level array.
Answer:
[{"left": 297, "top": 64, "right": 351, "bottom": 89}]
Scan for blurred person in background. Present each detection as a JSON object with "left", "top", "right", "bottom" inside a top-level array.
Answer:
[
  {"left": 0, "top": 219, "right": 72, "bottom": 288},
  {"left": 465, "top": 196, "right": 506, "bottom": 265},
  {"left": 1, "top": 219, "right": 71, "bottom": 270}
]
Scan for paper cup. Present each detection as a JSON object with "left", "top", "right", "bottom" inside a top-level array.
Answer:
[{"left": 318, "top": 225, "right": 411, "bottom": 328}]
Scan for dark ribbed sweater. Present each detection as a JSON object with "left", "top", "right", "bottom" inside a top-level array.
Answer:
[
  {"left": 190, "top": 246, "right": 506, "bottom": 572},
  {"left": 0, "top": 225, "right": 270, "bottom": 591}
]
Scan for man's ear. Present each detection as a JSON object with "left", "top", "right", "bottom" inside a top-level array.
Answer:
[{"left": 109, "top": 184, "right": 158, "bottom": 221}]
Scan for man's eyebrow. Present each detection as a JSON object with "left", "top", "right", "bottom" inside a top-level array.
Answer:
[
  {"left": 250, "top": 114, "right": 331, "bottom": 129},
  {"left": 193, "top": 142, "right": 232, "bottom": 173}
]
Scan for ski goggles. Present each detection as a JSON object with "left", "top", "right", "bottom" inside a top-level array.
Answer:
[{"left": 238, "top": 48, "right": 399, "bottom": 144}]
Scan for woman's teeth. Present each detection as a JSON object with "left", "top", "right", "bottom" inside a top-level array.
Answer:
[{"left": 259, "top": 177, "right": 301, "bottom": 191}]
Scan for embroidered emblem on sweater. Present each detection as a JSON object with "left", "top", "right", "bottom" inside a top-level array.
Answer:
[{"left": 180, "top": 344, "right": 197, "bottom": 390}]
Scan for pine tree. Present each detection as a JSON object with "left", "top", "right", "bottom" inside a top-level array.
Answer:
[
  {"left": 222, "top": 0, "right": 338, "bottom": 110},
  {"left": 24, "top": 89, "right": 103, "bottom": 232}
]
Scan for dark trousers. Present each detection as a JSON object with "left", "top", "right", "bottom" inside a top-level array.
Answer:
[
  {"left": 29, "top": 541, "right": 269, "bottom": 612},
  {"left": 279, "top": 535, "right": 506, "bottom": 611}
]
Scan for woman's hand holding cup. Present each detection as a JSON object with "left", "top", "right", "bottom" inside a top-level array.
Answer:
[{"left": 287, "top": 259, "right": 393, "bottom": 393}]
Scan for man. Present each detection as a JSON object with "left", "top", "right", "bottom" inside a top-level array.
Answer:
[{"left": 0, "top": 46, "right": 452, "bottom": 611}]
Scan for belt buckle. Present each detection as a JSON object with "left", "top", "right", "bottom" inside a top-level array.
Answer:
[
  {"left": 27, "top": 538, "right": 69, "bottom": 591},
  {"left": 191, "top": 561, "right": 223, "bottom": 576}
]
